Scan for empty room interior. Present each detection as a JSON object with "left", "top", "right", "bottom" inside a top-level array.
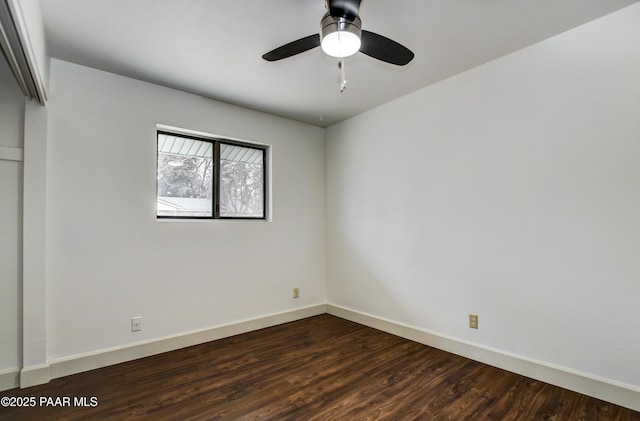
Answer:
[{"left": 1, "top": 0, "right": 639, "bottom": 419}]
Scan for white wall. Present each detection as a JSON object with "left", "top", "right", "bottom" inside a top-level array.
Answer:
[
  {"left": 45, "top": 59, "right": 326, "bottom": 360},
  {"left": 326, "top": 3, "right": 640, "bottom": 390},
  {"left": 0, "top": 58, "right": 25, "bottom": 148},
  {"left": 0, "top": 56, "right": 24, "bottom": 378}
]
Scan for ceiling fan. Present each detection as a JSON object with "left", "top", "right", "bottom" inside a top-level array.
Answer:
[{"left": 262, "top": 0, "right": 414, "bottom": 66}]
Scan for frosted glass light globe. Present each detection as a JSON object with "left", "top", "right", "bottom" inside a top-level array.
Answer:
[{"left": 321, "top": 30, "right": 361, "bottom": 58}]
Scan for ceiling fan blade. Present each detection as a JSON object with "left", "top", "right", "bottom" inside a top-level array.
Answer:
[
  {"left": 328, "top": 0, "right": 361, "bottom": 20},
  {"left": 360, "top": 30, "right": 414, "bottom": 66},
  {"left": 262, "top": 34, "right": 321, "bottom": 61}
]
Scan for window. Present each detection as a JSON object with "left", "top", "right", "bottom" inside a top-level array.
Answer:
[{"left": 156, "top": 131, "right": 266, "bottom": 219}]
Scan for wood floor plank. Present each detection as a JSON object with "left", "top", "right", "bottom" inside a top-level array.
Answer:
[{"left": 1, "top": 314, "right": 638, "bottom": 420}]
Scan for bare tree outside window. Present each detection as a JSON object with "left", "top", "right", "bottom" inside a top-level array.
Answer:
[
  {"left": 157, "top": 153, "right": 213, "bottom": 217},
  {"left": 220, "top": 144, "right": 264, "bottom": 218}
]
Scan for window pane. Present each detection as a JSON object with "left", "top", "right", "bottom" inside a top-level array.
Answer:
[
  {"left": 219, "top": 144, "right": 264, "bottom": 218},
  {"left": 157, "top": 135, "right": 213, "bottom": 217}
]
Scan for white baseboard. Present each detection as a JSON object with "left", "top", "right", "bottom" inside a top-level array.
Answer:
[
  {"left": 327, "top": 303, "right": 640, "bottom": 413},
  {"left": 47, "top": 304, "right": 327, "bottom": 382},
  {"left": 20, "top": 364, "right": 50, "bottom": 389},
  {"left": 0, "top": 368, "right": 20, "bottom": 391},
  {"left": 11, "top": 303, "right": 640, "bottom": 413}
]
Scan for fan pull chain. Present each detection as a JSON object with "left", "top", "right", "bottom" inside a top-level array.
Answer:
[{"left": 339, "top": 58, "right": 347, "bottom": 92}]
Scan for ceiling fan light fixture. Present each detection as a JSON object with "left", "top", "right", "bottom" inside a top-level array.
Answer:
[{"left": 320, "top": 14, "right": 361, "bottom": 58}]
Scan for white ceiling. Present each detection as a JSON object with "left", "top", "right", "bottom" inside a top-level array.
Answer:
[{"left": 39, "top": 0, "right": 638, "bottom": 127}]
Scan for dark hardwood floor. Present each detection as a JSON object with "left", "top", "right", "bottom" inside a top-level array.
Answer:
[{"left": 1, "top": 314, "right": 638, "bottom": 420}]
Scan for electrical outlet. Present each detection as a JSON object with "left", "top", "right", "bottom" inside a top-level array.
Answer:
[
  {"left": 131, "top": 316, "right": 142, "bottom": 332},
  {"left": 293, "top": 287, "right": 300, "bottom": 299},
  {"left": 469, "top": 314, "right": 478, "bottom": 329}
]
